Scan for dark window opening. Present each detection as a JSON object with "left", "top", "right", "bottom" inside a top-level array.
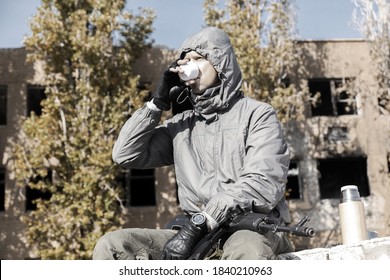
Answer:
[
  {"left": 27, "top": 85, "right": 46, "bottom": 116},
  {"left": 0, "top": 85, "right": 7, "bottom": 125},
  {"left": 0, "top": 168, "right": 5, "bottom": 211},
  {"left": 309, "top": 79, "right": 333, "bottom": 116},
  {"left": 286, "top": 161, "right": 301, "bottom": 200},
  {"left": 318, "top": 157, "right": 370, "bottom": 199},
  {"left": 25, "top": 171, "right": 52, "bottom": 211},
  {"left": 25, "top": 187, "right": 52, "bottom": 211},
  {"left": 387, "top": 154, "right": 390, "bottom": 173},
  {"left": 120, "top": 169, "right": 156, "bottom": 207},
  {"left": 309, "top": 78, "right": 356, "bottom": 117}
]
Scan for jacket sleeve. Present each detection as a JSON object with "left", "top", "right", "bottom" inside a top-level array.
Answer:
[
  {"left": 203, "top": 105, "right": 290, "bottom": 224},
  {"left": 112, "top": 104, "right": 174, "bottom": 168}
]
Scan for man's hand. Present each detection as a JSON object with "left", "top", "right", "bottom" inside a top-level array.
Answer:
[
  {"left": 152, "top": 60, "right": 182, "bottom": 111},
  {"left": 161, "top": 221, "right": 205, "bottom": 260}
]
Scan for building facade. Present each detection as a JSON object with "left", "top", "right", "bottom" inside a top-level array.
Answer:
[
  {"left": 286, "top": 40, "right": 390, "bottom": 249},
  {"left": 1, "top": 40, "right": 389, "bottom": 259}
]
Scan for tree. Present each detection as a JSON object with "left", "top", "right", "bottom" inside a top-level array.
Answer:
[
  {"left": 352, "top": 0, "right": 390, "bottom": 114},
  {"left": 203, "top": 0, "right": 306, "bottom": 123},
  {"left": 8, "top": 0, "right": 154, "bottom": 259}
]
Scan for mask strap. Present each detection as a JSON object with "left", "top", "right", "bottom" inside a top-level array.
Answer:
[{"left": 176, "top": 87, "right": 193, "bottom": 106}]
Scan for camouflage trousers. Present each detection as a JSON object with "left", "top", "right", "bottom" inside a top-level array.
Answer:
[{"left": 92, "top": 228, "right": 294, "bottom": 260}]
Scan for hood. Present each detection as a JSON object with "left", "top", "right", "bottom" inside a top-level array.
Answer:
[{"left": 179, "top": 27, "right": 243, "bottom": 121}]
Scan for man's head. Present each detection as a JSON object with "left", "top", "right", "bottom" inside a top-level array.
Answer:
[
  {"left": 179, "top": 50, "right": 220, "bottom": 95},
  {"left": 177, "top": 27, "right": 243, "bottom": 118}
]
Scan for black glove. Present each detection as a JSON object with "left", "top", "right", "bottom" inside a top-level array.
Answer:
[
  {"left": 161, "top": 221, "right": 205, "bottom": 260},
  {"left": 152, "top": 60, "right": 182, "bottom": 111}
]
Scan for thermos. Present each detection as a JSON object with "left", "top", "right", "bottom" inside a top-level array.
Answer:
[{"left": 339, "top": 185, "right": 368, "bottom": 244}]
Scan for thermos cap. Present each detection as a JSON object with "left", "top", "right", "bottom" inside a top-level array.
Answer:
[
  {"left": 341, "top": 185, "right": 358, "bottom": 192},
  {"left": 340, "top": 185, "right": 361, "bottom": 203}
]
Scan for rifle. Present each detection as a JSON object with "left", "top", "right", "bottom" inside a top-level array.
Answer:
[{"left": 186, "top": 212, "right": 315, "bottom": 260}]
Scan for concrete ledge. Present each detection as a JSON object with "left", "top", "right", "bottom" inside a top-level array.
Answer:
[{"left": 278, "top": 236, "right": 390, "bottom": 260}]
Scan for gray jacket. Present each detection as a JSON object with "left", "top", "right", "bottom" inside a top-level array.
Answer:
[{"left": 112, "top": 27, "right": 291, "bottom": 224}]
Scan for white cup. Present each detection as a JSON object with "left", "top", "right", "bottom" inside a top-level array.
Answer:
[{"left": 178, "top": 61, "right": 199, "bottom": 81}]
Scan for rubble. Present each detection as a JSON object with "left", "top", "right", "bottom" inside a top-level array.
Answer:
[{"left": 278, "top": 236, "right": 390, "bottom": 260}]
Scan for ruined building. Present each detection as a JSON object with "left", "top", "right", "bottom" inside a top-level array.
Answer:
[{"left": 1, "top": 40, "right": 389, "bottom": 259}]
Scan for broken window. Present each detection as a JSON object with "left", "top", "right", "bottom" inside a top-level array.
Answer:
[
  {"left": 286, "top": 160, "right": 301, "bottom": 200},
  {"left": 27, "top": 85, "right": 46, "bottom": 116},
  {"left": 0, "top": 168, "right": 5, "bottom": 211},
  {"left": 309, "top": 78, "right": 357, "bottom": 117},
  {"left": 317, "top": 157, "right": 370, "bottom": 199},
  {"left": 121, "top": 169, "right": 156, "bottom": 207},
  {"left": 0, "top": 85, "right": 7, "bottom": 125}
]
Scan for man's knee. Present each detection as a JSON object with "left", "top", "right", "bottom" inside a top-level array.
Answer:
[
  {"left": 222, "top": 230, "right": 275, "bottom": 260},
  {"left": 93, "top": 231, "right": 117, "bottom": 260},
  {"left": 94, "top": 229, "right": 141, "bottom": 260},
  {"left": 92, "top": 228, "right": 176, "bottom": 260}
]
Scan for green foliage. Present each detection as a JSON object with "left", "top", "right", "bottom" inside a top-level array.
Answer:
[
  {"left": 203, "top": 0, "right": 307, "bottom": 123},
  {"left": 9, "top": 0, "right": 155, "bottom": 259}
]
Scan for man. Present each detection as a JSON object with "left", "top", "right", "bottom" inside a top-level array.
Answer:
[{"left": 93, "top": 27, "right": 293, "bottom": 260}]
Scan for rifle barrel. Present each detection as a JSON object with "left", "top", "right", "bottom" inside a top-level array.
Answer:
[{"left": 257, "top": 224, "right": 315, "bottom": 238}]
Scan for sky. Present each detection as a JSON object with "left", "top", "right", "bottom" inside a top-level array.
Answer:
[{"left": 0, "top": 0, "right": 363, "bottom": 50}]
